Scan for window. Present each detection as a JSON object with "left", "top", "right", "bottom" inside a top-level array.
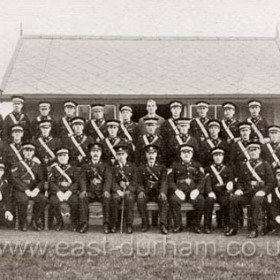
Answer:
[
  {"left": 189, "top": 105, "right": 223, "bottom": 119},
  {"left": 77, "top": 104, "right": 117, "bottom": 120}
]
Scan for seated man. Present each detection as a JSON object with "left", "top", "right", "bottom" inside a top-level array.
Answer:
[
  {"left": 204, "top": 147, "right": 234, "bottom": 233},
  {"left": 12, "top": 143, "right": 46, "bottom": 231},
  {"left": 137, "top": 144, "right": 169, "bottom": 234},
  {"left": 111, "top": 144, "right": 137, "bottom": 234},
  {"left": 79, "top": 143, "right": 112, "bottom": 234},
  {"left": 168, "top": 144, "right": 205, "bottom": 233},
  {"left": 0, "top": 162, "right": 14, "bottom": 226},
  {"left": 226, "top": 142, "right": 274, "bottom": 238},
  {"left": 49, "top": 148, "right": 80, "bottom": 231}
]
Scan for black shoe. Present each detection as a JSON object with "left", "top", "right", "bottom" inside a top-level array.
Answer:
[
  {"left": 193, "top": 226, "right": 201, "bottom": 234},
  {"left": 248, "top": 230, "right": 258, "bottom": 238},
  {"left": 141, "top": 224, "right": 149, "bottom": 232},
  {"left": 204, "top": 227, "right": 212, "bottom": 234},
  {"left": 225, "top": 228, "right": 238, "bottom": 237},
  {"left": 103, "top": 224, "right": 110, "bottom": 234},
  {"left": 72, "top": 224, "right": 78, "bottom": 232},
  {"left": 55, "top": 221, "right": 64, "bottom": 231},
  {"left": 111, "top": 225, "right": 117, "bottom": 233},
  {"left": 173, "top": 226, "right": 182, "bottom": 233},
  {"left": 126, "top": 225, "right": 133, "bottom": 234},
  {"left": 32, "top": 220, "right": 42, "bottom": 231},
  {"left": 161, "top": 224, "right": 168, "bottom": 235},
  {"left": 21, "top": 222, "right": 28, "bottom": 232},
  {"left": 79, "top": 223, "right": 88, "bottom": 234}
]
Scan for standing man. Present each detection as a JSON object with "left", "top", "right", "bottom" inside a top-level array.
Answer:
[
  {"left": 57, "top": 100, "right": 77, "bottom": 140},
  {"left": 111, "top": 145, "right": 137, "bottom": 234},
  {"left": 85, "top": 104, "right": 107, "bottom": 141},
  {"left": 63, "top": 117, "right": 93, "bottom": 167},
  {"left": 31, "top": 101, "right": 57, "bottom": 138},
  {"left": 119, "top": 105, "right": 139, "bottom": 147},
  {"left": 137, "top": 145, "right": 169, "bottom": 234},
  {"left": 135, "top": 118, "right": 166, "bottom": 166},
  {"left": 220, "top": 102, "right": 241, "bottom": 144},
  {"left": 168, "top": 144, "right": 205, "bottom": 233},
  {"left": 48, "top": 148, "right": 80, "bottom": 231},
  {"left": 226, "top": 142, "right": 274, "bottom": 238},
  {"left": 12, "top": 143, "right": 46, "bottom": 231},
  {"left": 3, "top": 96, "right": 31, "bottom": 141},
  {"left": 161, "top": 100, "right": 183, "bottom": 145},
  {"left": 190, "top": 101, "right": 210, "bottom": 143},
  {"left": 78, "top": 143, "right": 112, "bottom": 234},
  {"left": 138, "top": 99, "right": 165, "bottom": 135},
  {"left": 246, "top": 100, "right": 269, "bottom": 143}
]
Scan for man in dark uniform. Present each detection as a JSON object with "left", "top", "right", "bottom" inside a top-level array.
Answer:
[
  {"left": 12, "top": 143, "right": 46, "bottom": 231},
  {"left": 78, "top": 143, "right": 112, "bottom": 234},
  {"left": 168, "top": 144, "right": 205, "bottom": 233},
  {"left": 31, "top": 101, "right": 57, "bottom": 138},
  {"left": 230, "top": 122, "right": 252, "bottom": 177},
  {"left": 100, "top": 120, "right": 133, "bottom": 165},
  {"left": 262, "top": 125, "right": 280, "bottom": 169},
  {"left": 200, "top": 120, "right": 229, "bottom": 167},
  {"left": 111, "top": 144, "right": 137, "bottom": 234},
  {"left": 161, "top": 100, "right": 183, "bottom": 145},
  {"left": 49, "top": 148, "right": 80, "bottom": 231},
  {"left": 220, "top": 102, "right": 241, "bottom": 144},
  {"left": 270, "top": 167, "right": 280, "bottom": 232},
  {"left": 190, "top": 101, "right": 210, "bottom": 143},
  {"left": 3, "top": 96, "right": 31, "bottom": 141},
  {"left": 0, "top": 162, "right": 14, "bottom": 225},
  {"left": 204, "top": 147, "right": 234, "bottom": 233},
  {"left": 85, "top": 104, "right": 107, "bottom": 141},
  {"left": 226, "top": 142, "right": 274, "bottom": 238},
  {"left": 137, "top": 144, "right": 169, "bottom": 234},
  {"left": 168, "top": 117, "right": 200, "bottom": 166},
  {"left": 56, "top": 100, "right": 77, "bottom": 140},
  {"left": 63, "top": 117, "right": 93, "bottom": 167},
  {"left": 135, "top": 118, "right": 166, "bottom": 166},
  {"left": 138, "top": 99, "right": 165, "bottom": 135},
  {"left": 119, "top": 105, "right": 139, "bottom": 146},
  {"left": 246, "top": 100, "right": 269, "bottom": 143}
]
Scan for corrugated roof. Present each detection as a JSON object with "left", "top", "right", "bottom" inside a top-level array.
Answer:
[{"left": 2, "top": 35, "right": 280, "bottom": 96}]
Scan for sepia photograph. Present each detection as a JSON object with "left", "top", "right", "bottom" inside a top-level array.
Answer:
[{"left": 0, "top": 1, "right": 280, "bottom": 279}]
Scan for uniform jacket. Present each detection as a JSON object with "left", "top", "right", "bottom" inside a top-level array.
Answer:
[
  {"left": 189, "top": 117, "right": 210, "bottom": 141},
  {"left": 219, "top": 118, "right": 241, "bottom": 143},
  {"left": 118, "top": 121, "right": 140, "bottom": 145},
  {"left": 0, "top": 179, "right": 12, "bottom": 212},
  {"left": 246, "top": 116, "right": 269, "bottom": 141},
  {"left": 85, "top": 119, "right": 108, "bottom": 141}
]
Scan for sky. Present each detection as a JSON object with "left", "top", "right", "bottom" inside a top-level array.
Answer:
[{"left": 1, "top": 0, "right": 280, "bottom": 86}]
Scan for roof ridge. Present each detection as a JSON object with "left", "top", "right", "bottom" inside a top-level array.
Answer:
[{"left": 22, "top": 34, "right": 275, "bottom": 41}]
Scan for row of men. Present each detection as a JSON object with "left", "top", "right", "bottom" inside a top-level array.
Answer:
[{"left": 0, "top": 136, "right": 280, "bottom": 238}]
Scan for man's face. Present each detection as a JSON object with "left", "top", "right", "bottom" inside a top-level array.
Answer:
[
  {"left": 121, "top": 110, "right": 132, "bottom": 121},
  {"left": 39, "top": 107, "right": 50, "bottom": 116},
  {"left": 58, "top": 153, "right": 69, "bottom": 165},
  {"left": 197, "top": 106, "right": 208, "bottom": 118},
  {"left": 90, "top": 149, "right": 102, "bottom": 162},
  {"left": 248, "top": 147, "right": 261, "bottom": 159},
  {"left": 72, "top": 123, "right": 84, "bottom": 135},
  {"left": 224, "top": 108, "right": 235, "bottom": 119},
  {"left": 178, "top": 124, "right": 190, "bottom": 135},
  {"left": 180, "top": 150, "right": 193, "bottom": 162},
  {"left": 240, "top": 128, "right": 251, "bottom": 140},
  {"left": 146, "top": 151, "right": 157, "bottom": 162},
  {"left": 23, "top": 148, "right": 35, "bottom": 160},
  {"left": 108, "top": 126, "right": 118, "bottom": 138},
  {"left": 64, "top": 106, "right": 76, "bottom": 116},
  {"left": 209, "top": 125, "right": 220, "bottom": 138},
  {"left": 213, "top": 153, "right": 224, "bottom": 164},
  {"left": 92, "top": 109, "right": 104, "bottom": 120},
  {"left": 170, "top": 106, "right": 182, "bottom": 118},
  {"left": 249, "top": 106, "right": 261, "bottom": 118},
  {"left": 146, "top": 101, "right": 157, "bottom": 115},
  {"left": 40, "top": 126, "right": 51, "bottom": 137},
  {"left": 12, "top": 130, "right": 23, "bottom": 141},
  {"left": 269, "top": 131, "right": 280, "bottom": 143},
  {"left": 117, "top": 151, "right": 128, "bottom": 163},
  {"left": 146, "top": 123, "right": 157, "bottom": 135},
  {"left": 13, "top": 102, "right": 23, "bottom": 113}
]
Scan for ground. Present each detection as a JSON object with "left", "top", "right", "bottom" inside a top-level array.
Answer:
[{"left": 0, "top": 221, "right": 279, "bottom": 280}]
